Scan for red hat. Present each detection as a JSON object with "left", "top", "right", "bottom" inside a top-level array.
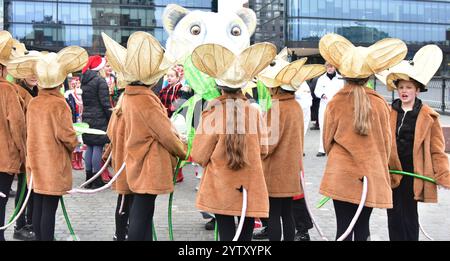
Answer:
[{"left": 82, "top": 55, "right": 106, "bottom": 74}]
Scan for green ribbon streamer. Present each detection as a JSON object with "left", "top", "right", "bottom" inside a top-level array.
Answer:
[{"left": 256, "top": 80, "right": 272, "bottom": 112}]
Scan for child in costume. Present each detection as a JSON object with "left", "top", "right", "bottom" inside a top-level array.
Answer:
[
  {"left": 258, "top": 48, "right": 325, "bottom": 241},
  {"left": 0, "top": 31, "right": 26, "bottom": 241},
  {"left": 318, "top": 33, "right": 407, "bottom": 241},
  {"left": 17, "top": 46, "right": 88, "bottom": 240},
  {"left": 377, "top": 45, "right": 450, "bottom": 241},
  {"left": 190, "top": 42, "right": 276, "bottom": 241},
  {"left": 102, "top": 32, "right": 186, "bottom": 241}
]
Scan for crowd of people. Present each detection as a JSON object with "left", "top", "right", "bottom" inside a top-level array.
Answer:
[{"left": 0, "top": 27, "right": 449, "bottom": 243}]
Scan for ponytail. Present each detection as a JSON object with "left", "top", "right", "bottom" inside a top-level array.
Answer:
[{"left": 347, "top": 78, "right": 371, "bottom": 136}]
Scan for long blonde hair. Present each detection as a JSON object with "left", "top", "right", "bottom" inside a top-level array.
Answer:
[{"left": 348, "top": 78, "right": 371, "bottom": 136}]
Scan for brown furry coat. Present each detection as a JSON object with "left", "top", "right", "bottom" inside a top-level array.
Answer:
[
  {"left": 0, "top": 78, "right": 26, "bottom": 174},
  {"left": 26, "top": 88, "right": 78, "bottom": 195},
  {"left": 389, "top": 104, "right": 450, "bottom": 202},
  {"left": 122, "top": 86, "right": 186, "bottom": 195},
  {"left": 191, "top": 93, "right": 269, "bottom": 218},
  {"left": 320, "top": 85, "right": 393, "bottom": 208},
  {"left": 106, "top": 108, "right": 131, "bottom": 195},
  {"left": 263, "top": 93, "right": 303, "bottom": 197}
]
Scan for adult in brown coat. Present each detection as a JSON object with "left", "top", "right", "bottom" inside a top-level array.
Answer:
[
  {"left": 378, "top": 45, "right": 450, "bottom": 241},
  {"left": 102, "top": 31, "right": 186, "bottom": 241},
  {"left": 0, "top": 31, "right": 27, "bottom": 241},
  {"left": 258, "top": 48, "right": 325, "bottom": 241},
  {"left": 190, "top": 42, "right": 276, "bottom": 241},
  {"left": 318, "top": 33, "right": 407, "bottom": 241},
  {"left": 18, "top": 46, "right": 88, "bottom": 241}
]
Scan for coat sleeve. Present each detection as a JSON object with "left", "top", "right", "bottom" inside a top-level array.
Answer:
[
  {"left": 138, "top": 104, "right": 187, "bottom": 160},
  {"left": 430, "top": 118, "right": 450, "bottom": 188},
  {"left": 98, "top": 78, "right": 112, "bottom": 120},
  {"left": 262, "top": 106, "right": 284, "bottom": 159},
  {"left": 56, "top": 105, "right": 79, "bottom": 153},
  {"left": 191, "top": 110, "right": 218, "bottom": 167},
  {"left": 323, "top": 104, "right": 336, "bottom": 154},
  {"left": 7, "top": 90, "right": 26, "bottom": 164}
]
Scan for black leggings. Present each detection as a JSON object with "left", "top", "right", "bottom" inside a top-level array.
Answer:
[
  {"left": 32, "top": 193, "right": 60, "bottom": 241},
  {"left": 387, "top": 175, "right": 419, "bottom": 241},
  {"left": 0, "top": 173, "right": 14, "bottom": 241},
  {"left": 15, "top": 173, "right": 34, "bottom": 229},
  {"left": 215, "top": 214, "right": 254, "bottom": 241},
  {"left": 293, "top": 198, "right": 313, "bottom": 233},
  {"left": 127, "top": 194, "right": 156, "bottom": 241},
  {"left": 268, "top": 197, "right": 295, "bottom": 241},
  {"left": 115, "top": 194, "right": 134, "bottom": 241},
  {"left": 333, "top": 200, "right": 373, "bottom": 241}
]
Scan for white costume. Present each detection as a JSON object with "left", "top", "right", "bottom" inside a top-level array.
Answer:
[
  {"left": 295, "top": 81, "right": 312, "bottom": 137},
  {"left": 314, "top": 72, "right": 344, "bottom": 154}
]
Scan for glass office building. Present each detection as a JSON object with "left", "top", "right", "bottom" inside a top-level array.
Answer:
[
  {"left": 251, "top": 0, "right": 450, "bottom": 75},
  {"left": 4, "top": 0, "right": 213, "bottom": 53}
]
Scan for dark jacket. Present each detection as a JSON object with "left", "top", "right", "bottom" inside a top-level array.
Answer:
[
  {"left": 81, "top": 70, "right": 111, "bottom": 145},
  {"left": 391, "top": 98, "right": 422, "bottom": 172}
]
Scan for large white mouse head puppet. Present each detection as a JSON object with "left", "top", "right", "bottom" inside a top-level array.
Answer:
[{"left": 163, "top": 4, "right": 256, "bottom": 62}]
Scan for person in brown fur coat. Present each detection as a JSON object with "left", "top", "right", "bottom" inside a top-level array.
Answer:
[
  {"left": 378, "top": 45, "right": 450, "bottom": 241},
  {"left": 318, "top": 34, "right": 407, "bottom": 241},
  {"left": 0, "top": 31, "right": 26, "bottom": 241},
  {"left": 190, "top": 43, "right": 276, "bottom": 241},
  {"left": 102, "top": 32, "right": 186, "bottom": 241},
  {"left": 258, "top": 48, "right": 325, "bottom": 241},
  {"left": 10, "top": 46, "right": 88, "bottom": 241}
]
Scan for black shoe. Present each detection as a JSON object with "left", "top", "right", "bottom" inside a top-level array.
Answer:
[
  {"left": 294, "top": 231, "right": 310, "bottom": 241},
  {"left": 13, "top": 225, "right": 35, "bottom": 241},
  {"left": 316, "top": 152, "right": 326, "bottom": 157},
  {"left": 252, "top": 227, "right": 268, "bottom": 240},
  {"left": 9, "top": 189, "right": 16, "bottom": 198},
  {"left": 310, "top": 126, "right": 320, "bottom": 130},
  {"left": 90, "top": 177, "right": 105, "bottom": 189},
  {"left": 204, "top": 218, "right": 215, "bottom": 231}
]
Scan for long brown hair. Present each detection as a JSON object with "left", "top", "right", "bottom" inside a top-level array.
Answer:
[
  {"left": 347, "top": 78, "right": 371, "bottom": 136},
  {"left": 220, "top": 86, "right": 248, "bottom": 170}
]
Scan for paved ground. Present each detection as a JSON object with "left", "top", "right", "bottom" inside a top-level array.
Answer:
[{"left": 4, "top": 115, "right": 450, "bottom": 241}]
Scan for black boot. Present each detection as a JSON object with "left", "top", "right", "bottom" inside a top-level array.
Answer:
[
  {"left": 85, "top": 171, "right": 93, "bottom": 189},
  {"left": 91, "top": 176, "right": 105, "bottom": 189}
]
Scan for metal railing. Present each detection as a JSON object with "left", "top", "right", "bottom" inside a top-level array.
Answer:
[{"left": 374, "top": 77, "right": 450, "bottom": 115}]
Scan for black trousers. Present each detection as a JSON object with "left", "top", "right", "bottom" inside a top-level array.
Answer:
[
  {"left": 215, "top": 214, "right": 254, "bottom": 241},
  {"left": 387, "top": 175, "right": 419, "bottom": 241},
  {"left": 115, "top": 194, "right": 134, "bottom": 241},
  {"left": 127, "top": 193, "right": 156, "bottom": 241},
  {"left": 268, "top": 197, "right": 295, "bottom": 241},
  {"left": 293, "top": 198, "right": 313, "bottom": 233},
  {"left": 0, "top": 173, "right": 14, "bottom": 241},
  {"left": 15, "top": 173, "right": 34, "bottom": 229},
  {"left": 333, "top": 200, "right": 373, "bottom": 241},
  {"left": 32, "top": 193, "right": 60, "bottom": 241}
]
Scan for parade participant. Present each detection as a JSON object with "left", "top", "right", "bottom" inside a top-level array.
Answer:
[
  {"left": 0, "top": 31, "right": 26, "bottom": 241},
  {"left": 377, "top": 45, "right": 450, "bottom": 241},
  {"left": 18, "top": 46, "right": 88, "bottom": 240},
  {"left": 103, "top": 82, "right": 132, "bottom": 241},
  {"left": 81, "top": 55, "right": 111, "bottom": 189},
  {"left": 318, "top": 33, "right": 407, "bottom": 241},
  {"left": 190, "top": 42, "right": 276, "bottom": 241},
  {"left": 12, "top": 73, "right": 39, "bottom": 241},
  {"left": 258, "top": 47, "right": 325, "bottom": 241},
  {"left": 102, "top": 32, "right": 186, "bottom": 241},
  {"left": 314, "top": 62, "right": 344, "bottom": 157}
]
